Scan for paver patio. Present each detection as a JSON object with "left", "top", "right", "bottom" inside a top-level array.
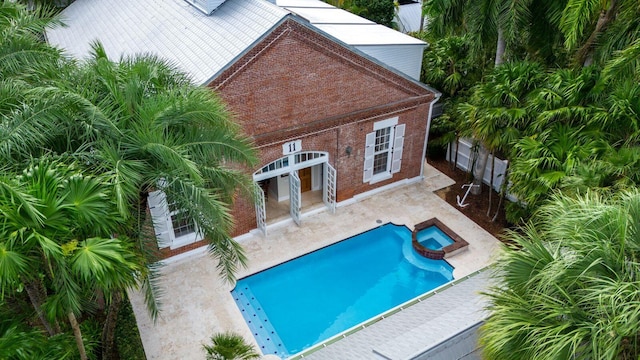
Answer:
[{"left": 129, "top": 164, "right": 501, "bottom": 359}]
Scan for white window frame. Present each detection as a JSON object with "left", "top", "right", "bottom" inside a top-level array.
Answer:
[
  {"left": 363, "top": 117, "right": 405, "bottom": 184},
  {"left": 148, "top": 190, "right": 204, "bottom": 250}
]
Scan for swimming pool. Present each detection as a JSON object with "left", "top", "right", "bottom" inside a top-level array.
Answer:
[{"left": 231, "top": 223, "right": 454, "bottom": 358}]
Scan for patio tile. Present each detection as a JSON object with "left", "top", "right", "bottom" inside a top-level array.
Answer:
[{"left": 128, "top": 164, "right": 501, "bottom": 359}]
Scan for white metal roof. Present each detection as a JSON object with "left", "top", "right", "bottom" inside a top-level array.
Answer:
[
  {"left": 46, "top": 0, "right": 289, "bottom": 85},
  {"left": 275, "top": 0, "right": 333, "bottom": 8},
  {"left": 278, "top": 0, "right": 425, "bottom": 45},
  {"left": 313, "top": 23, "right": 425, "bottom": 45},
  {"left": 47, "top": 0, "right": 426, "bottom": 84},
  {"left": 286, "top": 7, "right": 374, "bottom": 24}
]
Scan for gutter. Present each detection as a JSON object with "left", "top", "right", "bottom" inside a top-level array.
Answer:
[{"left": 420, "top": 91, "right": 442, "bottom": 179}]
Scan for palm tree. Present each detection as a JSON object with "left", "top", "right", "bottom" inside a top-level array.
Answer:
[
  {"left": 0, "top": 159, "right": 142, "bottom": 360},
  {"left": 423, "top": 0, "right": 509, "bottom": 64},
  {"left": 503, "top": 65, "right": 640, "bottom": 221},
  {"left": 64, "top": 45, "right": 258, "bottom": 280},
  {"left": 480, "top": 189, "right": 640, "bottom": 359},
  {"left": 0, "top": 1, "right": 64, "bottom": 81},
  {"left": 203, "top": 332, "right": 260, "bottom": 360},
  {"left": 458, "top": 61, "right": 545, "bottom": 198},
  {"left": 0, "top": 308, "right": 78, "bottom": 360},
  {"left": 56, "top": 46, "right": 259, "bottom": 357},
  {"left": 601, "top": 38, "right": 640, "bottom": 81},
  {"left": 2, "top": 3, "right": 259, "bottom": 355},
  {"left": 560, "top": 0, "right": 640, "bottom": 66}
]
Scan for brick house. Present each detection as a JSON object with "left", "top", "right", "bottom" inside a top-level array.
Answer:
[{"left": 47, "top": 0, "right": 441, "bottom": 258}]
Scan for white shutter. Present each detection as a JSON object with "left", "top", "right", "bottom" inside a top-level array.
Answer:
[
  {"left": 289, "top": 172, "right": 302, "bottom": 226},
  {"left": 148, "top": 190, "right": 172, "bottom": 248},
  {"left": 391, "top": 124, "right": 405, "bottom": 174},
  {"left": 363, "top": 131, "right": 375, "bottom": 183},
  {"left": 323, "top": 163, "right": 337, "bottom": 214},
  {"left": 254, "top": 183, "right": 267, "bottom": 236}
]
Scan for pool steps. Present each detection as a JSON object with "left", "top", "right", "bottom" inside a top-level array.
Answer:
[{"left": 231, "top": 286, "right": 287, "bottom": 358}]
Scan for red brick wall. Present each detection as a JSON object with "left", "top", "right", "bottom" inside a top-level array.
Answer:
[{"left": 211, "top": 18, "right": 436, "bottom": 239}]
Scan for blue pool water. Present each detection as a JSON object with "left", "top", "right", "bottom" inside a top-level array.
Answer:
[
  {"left": 231, "top": 223, "right": 454, "bottom": 358},
  {"left": 416, "top": 226, "right": 455, "bottom": 250}
]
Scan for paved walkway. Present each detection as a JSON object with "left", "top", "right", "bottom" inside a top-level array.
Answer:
[{"left": 128, "top": 164, "right": 501, "bottom": 359}]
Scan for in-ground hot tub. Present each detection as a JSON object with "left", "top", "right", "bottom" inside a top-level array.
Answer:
[{"left": 412, "top": 218, "right": 469, "bottom": 260}]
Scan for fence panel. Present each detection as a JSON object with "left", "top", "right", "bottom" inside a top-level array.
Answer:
[{"left": 446, "top": 139, "right": 516, "bottom": 199}]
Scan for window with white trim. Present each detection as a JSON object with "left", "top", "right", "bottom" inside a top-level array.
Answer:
[
  {"left": 148, "top": 190, "right": 203, "bottom": 249},
  {"left": 363, "top": 117, "right": 405, "bottom": 184},
  {"left": 373, "top": 127, "right": 392, "bottom": 175}
]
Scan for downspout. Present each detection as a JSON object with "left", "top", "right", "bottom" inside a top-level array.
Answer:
[{"left": 420, "top": 92, "right": 442, "bottom": 179}]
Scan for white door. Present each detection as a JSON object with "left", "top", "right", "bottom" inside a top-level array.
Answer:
[
  {"left": 289, "top": 171, "right": 301, "bottom": 226},
  {"left": 323, "top": 163, "right": 336, "bottom": 214},
  {"left": 254, "top": 183, "right": 267, "bottom": 236}
]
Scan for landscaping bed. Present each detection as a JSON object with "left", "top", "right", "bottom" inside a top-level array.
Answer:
[{"left": 428, "top": 157, "right": 510, "bottom": 241}]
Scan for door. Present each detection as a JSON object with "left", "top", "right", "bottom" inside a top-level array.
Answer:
[
  {"left": 254, "top": 183, "right": 267, "bottom": 236},
  {"left": 323, "top": 163, "right": 336, "bottom": 214},
  {"left": 289, "top": 171, "right": 301, "bottom": 226},
  {"left": 299, "top": 167, "right": 312, "bottom": 192}
]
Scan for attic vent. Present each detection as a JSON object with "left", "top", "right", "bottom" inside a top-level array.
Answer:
[{"left": 185, "top": 0, "right": 225, "bottom": 15}]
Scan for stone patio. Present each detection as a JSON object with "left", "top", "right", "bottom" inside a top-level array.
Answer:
[{"left": 128, "top": 164, "right": 501, "bottom": 359}]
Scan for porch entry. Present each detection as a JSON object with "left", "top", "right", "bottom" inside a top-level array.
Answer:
[{"left": 253, "top": 151, "right": 336, "bottom": 235}]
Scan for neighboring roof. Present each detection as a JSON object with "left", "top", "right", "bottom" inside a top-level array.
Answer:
[
  {"left": 282, "top": 6, "right": 374, "bottom": 25},
  {"left": 46, "top": 0, "right": 426, "bottom": 84},
  {"left": 277, "top": 0, "right": 425, "bottom": 45},
  {"left": 313, "top": 23, "right": 424, "bottom": 46},
  {"left": 396, "top": 0, "right": 425, "bottom": 33},
  {"left": 46, "top": 0, "right": 289, "bottom": 85}
]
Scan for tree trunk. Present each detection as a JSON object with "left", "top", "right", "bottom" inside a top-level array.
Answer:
[
  {"left": 101, "top": 292, "right": 123, "bottom": 360},
  {"left": 69, "top": 312, "right": 88, "bottom": 360},
  {"left": 471, "top": 143, "right": 489, "bottom": 195},
  {"left": 495, "top": 27, "right": 506, "bottom": 66},
  {"left": 487, "top": 154, "right": 495, "bottom": 216},
  {"left": 452, "top": 137, "right": 460, "bottom": 170},
  {"left": 493, "top": 163, "right": 509, "bottom": 222},
  {"left": 23, "top": 277, "right": 57, "bottom": 336},
  {"left": 576, "top": 0, "right": 617, "bottom": 66}
]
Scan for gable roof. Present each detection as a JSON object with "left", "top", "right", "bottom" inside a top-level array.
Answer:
[
  {"left": 46, "top": 0, "right": 427, "bottom": 84},
  {"left": 46, "top": 0, "right": 289, "bottom": 85},
  {"left": 210, "top": 18, "right": 436, "bottom": 145}
]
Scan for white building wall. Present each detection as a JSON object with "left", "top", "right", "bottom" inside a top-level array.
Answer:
[
  {"left": 396, "top": 2, "right": 425, "bottom": 33},
  {"left": 356, "top": 44, "right": 425, "bottom": 80}
]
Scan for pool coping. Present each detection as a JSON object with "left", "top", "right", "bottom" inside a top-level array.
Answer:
[
  {"left": 412, "top": 217, "right": 470, "bottom": 260},
  {"left": 287, "top": 267, "right": 490, "bottom": 359}
]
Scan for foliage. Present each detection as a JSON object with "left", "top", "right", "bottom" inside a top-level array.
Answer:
[
  {"left": 115, "top": 295, "right": 146, "bottom": 360},
  {"left": 0, "top": 1, "right": 259, "bottom": 358},
  {"left": 324, "top": 0, "right": 396, "bottom": 28},
  {"left": 0, "top": 159, "right": 143, "bottom": 359},
  {"left": 0, "top": 305, "right": 78, "bottom": 360},
  {"left": 481, "top": 190, "right": 640, "bottom": 359},
  {"left": 203, "top": 332, "right": 261, "bottom": 360},
  {"left": 416, "top": 34, "right": 484, "bottom": 97},
  {"left": 352, "top": 0, "right": 396, "bottom": 28}
]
